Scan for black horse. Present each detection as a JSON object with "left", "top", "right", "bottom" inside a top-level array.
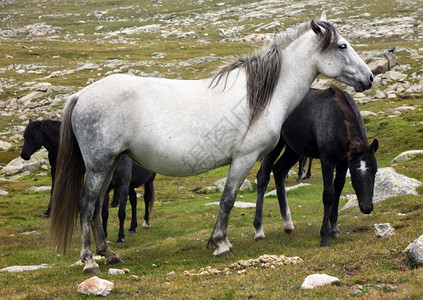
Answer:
[
  {"left": 21, "top": 120, "right": 60, "bottom": 217},
  {"left": 254, "top": 85, "right": 378, "bottom": 246},
  {"left": 21, "top": 120, "right": 156, "bottom": 244}
]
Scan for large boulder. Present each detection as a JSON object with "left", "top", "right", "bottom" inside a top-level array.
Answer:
[
  {"left": 392, "top": 150, "right": 423, "bottom": 163},
  {"left": 341, "top": 167, "right": 421, "bottom": 211},
  {"left": 404, "top": 234, "right": 423, "bottom": 267},
  {"left": 214, "top": 177, "right": 253, "bottom": 193},
  {"left": 0, "top": 149, "right": 48, "bottom": 176}
]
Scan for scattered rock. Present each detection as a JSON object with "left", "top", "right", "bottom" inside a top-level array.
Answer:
[
  {"left": 392, "top": 150, "right": 423, "bottom": 163},
  {"left": 214, "top": 177, "right": 253, "bottom": 193},
  {"left": 0, "top": 265, "right": 51, "bottom": 272},
  {"left": 204, "top": 201, "right": 256, "bottom": 208},
  {"left": 360, "top": 111, "right": 377, "bottom": 117},
  {"left": 230, "top": 254, "right": 303, "bottom": 269},
  {"left": 130, "top": 275, "right": 139, "bottom": 281},
  {"left": 167, "top": 271, "right": 176, "bottom": 277},
  {"left": 77, "top": 276, "right": 114, "bottom": 297},
  {"left": 374, "top": 223, "right": 395, "bottom": 238},
  {"left": 264, "top": 183, "right": 311, "bottom": 198},
  {"left": 404, "top": 234, "right": 423, "bottom": 267},
  {"left": 301, "top": 274, "right": 339, "bottom": 289},
  {"left": 0, "top": 190, "right": 8, "bottom": 196},
  {"left": 26, "top": 186, "right": 51, "bottom": 193},
  {"left": 0, "top": 140, "right": 12, "bottom": 151},
  {"left": 108, "top": 268, "right": 125, "bottom": 275}
]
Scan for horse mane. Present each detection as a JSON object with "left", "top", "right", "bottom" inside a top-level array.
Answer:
[
  {"left": 330, "top": 85, "right": 369, "bottom": 160},
  {"left": 210, "top": 20, "right": 339, "bottom": 129}
]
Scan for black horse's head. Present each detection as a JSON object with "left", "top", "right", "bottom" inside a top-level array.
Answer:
[
  {"left": 348, "top": 139, "right": 379, "bottom": 214},
  {"left": 21, "top": 120, "right": 44, "bottom": 160}
]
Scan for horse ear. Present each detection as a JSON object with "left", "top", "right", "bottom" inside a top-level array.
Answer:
[
  {"left": 320, "top": 12, "right": 327, "bottom": 21},
  {"left": 311, "top": 20, "right": 324, "bottom": 35},
  {"left": 369, "top": 139, "right": 379, "bottom": 154}
]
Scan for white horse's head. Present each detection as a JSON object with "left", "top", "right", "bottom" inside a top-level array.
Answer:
[{"left": 311, "top": 20, "right": 373, "bottom": 92}]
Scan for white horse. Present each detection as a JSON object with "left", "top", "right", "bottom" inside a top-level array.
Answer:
[{"left": 50, "top": 18, "right": 373, "bottom": 273}]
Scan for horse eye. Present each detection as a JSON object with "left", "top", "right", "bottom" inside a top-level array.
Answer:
[{"left": 338, "top": 44, "right": 347, "bottom": 50}]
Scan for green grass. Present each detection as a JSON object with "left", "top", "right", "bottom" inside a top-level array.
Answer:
[{"left": 1, "top": 0, "right": 423, "bottom": 298}]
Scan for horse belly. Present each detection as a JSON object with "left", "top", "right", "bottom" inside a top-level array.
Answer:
[{"left": 128, "top": 139, "right": 231, "bottom": 177}]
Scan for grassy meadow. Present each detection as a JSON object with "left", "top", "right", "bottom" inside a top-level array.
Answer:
[{"left": 1, "top": 0, "right": 423, "bottom": 298}]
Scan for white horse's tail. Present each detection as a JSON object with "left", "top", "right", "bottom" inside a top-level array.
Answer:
[{"left": 50, "top": 94, "right": 85, "bottom": 254}]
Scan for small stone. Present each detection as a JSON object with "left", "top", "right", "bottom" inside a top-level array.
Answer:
[
  {"left": 122, "top": 268, "right": 130, "bottom": 273},
  {"left": 77, "top": 276, "right": 114, "bottom": 296},
  {"left": 374, "top": 223, "right": 395, "bottom": 238},
  {"left": 167, "top": 271, "right": 176, "bottom": 277},
  {"left": 108, "top": 268, "right": 125, "bottom": 275},
  {"left": 301, "top": 274, "right": 339, "bottom": 289},
  {"left": 130, "top": 275, "right": 139, "bottom": 281}
]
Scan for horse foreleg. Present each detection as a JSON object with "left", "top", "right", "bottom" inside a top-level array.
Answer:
[
  {"left": 254, "top": 140, "right": 284, "bottom": 241},
  {"left": 142, "top": 176, "right": 155, "bottom": 229},
  {"left": 320, "top": 158, "right": 336, "bottom": 246},
  {"left": 101, "top": 189, "right": 111, "bottom": 239},
  {"left": 330, "top": 159, "right": 348, "bottom": 237},
  {"left": 115, "top": 184, "right": 130, "bottom": 244},
  {"left": 274, "top": 146, "right": 300, "bottom": 234},
  {"left": 209, "top": 156, "right": 256, "bottom": 256},
  {"left": 128, "top": 188, "right": 138, "bottom": 232}
]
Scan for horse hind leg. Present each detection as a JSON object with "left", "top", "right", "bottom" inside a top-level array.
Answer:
[
  {"left": 80, "top": 160, "right": 122, "bottom": 273},
  {"left": 142, "top": 176, "right": 155, "bottom": 229},
  {"left": 273, "top": 146, "right": 301, "bottom": 234}
]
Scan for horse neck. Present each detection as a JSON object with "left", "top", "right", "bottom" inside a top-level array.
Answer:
[
  {"left": 270, "top": 33, "right": 319, "bottom": 124},
  {"left": 41, "top": 123, "right": 60, "bottom": 155}
]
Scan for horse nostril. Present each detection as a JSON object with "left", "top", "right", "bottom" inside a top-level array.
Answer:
[{"left": 369, "top": 74, "right": 374, "bottom": 82}]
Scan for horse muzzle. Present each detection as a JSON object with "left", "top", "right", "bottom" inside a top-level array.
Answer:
[
  {"left": 21, "top": 152, "right": 31, "bottom": 160},
  {"left": 359, "top": 203, "right": 373, "bottom": 214},
  {"left": 354, "top": 74, "right": 374, "bottom": 92}
]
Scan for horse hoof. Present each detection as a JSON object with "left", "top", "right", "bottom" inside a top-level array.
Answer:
[
  {"left": 115, "top": 241, "right": 124, "bottom": 248},
  {"left": 105, "top": 256, "right": 123, "bottom": 265},
  {"left": 128, "top": 229, "right": 136, "bottom": 234},
  {"left": 254, "top": 233, "right": 266, "bottom": 241},
  {"left": 41, "top": 213, "right": 49, "bottom": 218},
  {"left": 142, "top": 221, "right": 150, "bottom": 229},
  {"left": 330, "top": 231, "right": 340, "bottom": 238},
  {"left": 320, "top": 241, "right": 330, "bottom": 247},
  {"left": 213, "top": 249, "right": 234, "bottom": 257},
  {"left": 284, "top": 228, "right": 295, "bottom": 234},
  {"left": 110, "top": 202, "right": 118, "bottom": 208}
]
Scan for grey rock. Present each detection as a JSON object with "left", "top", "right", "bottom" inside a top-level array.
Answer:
[
  {"left": 214, "top": 177, "right": 253, "bottom": 193},
  {"left": 392, "top": 150, "right": 423, "bottom": 163},
  {"left": 341, "top": 167, "right": 421, "bottom": 211},
  {"left": 0, "top": 265, "right": 51, "bottom": 272},
  {"left": 27, "top": 186, "right": 51, "bottom": 193},
  {"left": 0, "top": 190, "right": 8, "bottom": 196},
  {"left": 404, "top": 234, "right": 423, "bottom": 267},
  {"left": 204, "top": 201, "right": 256, "bottom": 208},
  {"left": 374, "top": 223, "right": 395, "bottom": 238},
  {"left": 0, "top": 149, "right": 48, "bottom": 176},
  {"left": 360, "top": 111, "right": 377, "bottom": 117},
  {"left": 0, "top": 140, "right": 12, "bottom": 151},
  {"left": 264, "top": 183, "right": 311, "bottom": 198}
]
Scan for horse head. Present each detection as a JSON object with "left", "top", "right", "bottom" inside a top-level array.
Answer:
[
  {"left": 310, "top": 19, "right": 373, "bottom": 92},
  {"left": 21, "top": 120, "right": 44, "bottom": 160},
  {"left": 348, "top": 139, "right": 379, "bottom": 214}
]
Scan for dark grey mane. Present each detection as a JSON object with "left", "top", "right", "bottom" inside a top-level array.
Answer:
[{"left": 210, "top": 20, "right": 339, "bottom": 129}]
